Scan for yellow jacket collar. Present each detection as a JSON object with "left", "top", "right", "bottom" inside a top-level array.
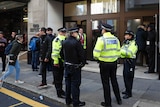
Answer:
[{"left": 103, "top": 32, "right": 113, "bottom": 37}]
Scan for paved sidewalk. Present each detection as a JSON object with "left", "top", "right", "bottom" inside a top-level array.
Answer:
[{"left": 0, "top": 60, "right": 160, "bottom": 107}]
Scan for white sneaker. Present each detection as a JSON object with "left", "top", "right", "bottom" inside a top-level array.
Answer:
[
  {"left": 15, "top": 80, "right": 24, "bottom": 84},
  {"left": 2, "top": 71, "right": 6, "bottom": 75},
  {"left": 0, "top": 81, "right": 3, "bottom": 88}
]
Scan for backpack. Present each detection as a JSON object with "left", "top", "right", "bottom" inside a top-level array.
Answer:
[
  {"left": 29, "top": 37, "right": 39, "bottom": 51},
  {"left": 4, "top": 41, "right": 14, "bottom": 55}
]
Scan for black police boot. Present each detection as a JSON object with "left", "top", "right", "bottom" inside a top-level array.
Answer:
[
  {"left": 57, "top": 91, "right": 65, "bottom": 99},
  {"left": 66, "top": 98, "right": 72, "bottom": 105},
  {"left": 78, "top": 101, "right": 85, "bottom": 106},
  {"left": 117, "top": 99, "right": 122, "bottom": 105},
  {"left": 122, "top": 91, "right": 127, "bottom": 94},
  {"left": 123, "top": 94, "right": 132, "bottom": 99},
  {"left": 101, "top": 102, "right": 112, "bottom": 107}
]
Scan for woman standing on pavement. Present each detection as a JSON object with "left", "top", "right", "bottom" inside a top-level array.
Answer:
[
  {"left": 0, "top": 35, "right": 24, "bottom": 87},
  {"left": 120, "top": 30, "right": 138, "bottom": 99}
]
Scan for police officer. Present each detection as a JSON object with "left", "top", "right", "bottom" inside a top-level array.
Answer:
[
  {"left": 52, "top": 27, "right": 66, "bottom": 98},
  {"left": 120, "top": 30, "right": 138, "bottom": 99},
  {"left": 63, "top": 27, "right": 86, "bottom": 107},
  {"left": 93, "top": 24, "right": 122, "bottom": 107}
]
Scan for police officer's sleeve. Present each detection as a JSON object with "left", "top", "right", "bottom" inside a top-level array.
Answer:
[
  {"left": 93, "top": 37, "right": 103, "bottom": 60},
  {"left": 51, "top": 38, "right": 61, "bottom": 64},
  {"left": 77, "top": 41, "right": 85, "bottom": 65},
  {"left": 117, "top": 38, "right": 121, "bottom": 57}
]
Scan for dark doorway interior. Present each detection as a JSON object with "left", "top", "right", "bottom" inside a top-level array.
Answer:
[
  {"left": 0, "top": 6, "right": 28, "bottom": 50},
  {"left": 0, "top": 8, "right": 23, "bottom": 39}
]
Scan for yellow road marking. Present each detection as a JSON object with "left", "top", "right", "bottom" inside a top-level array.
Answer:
[
  {"left": 9, "top": 102, "right": 24, "bottom": 107},
  {"left": 0, "top": 87, "right": 49, "bottom": 107}
]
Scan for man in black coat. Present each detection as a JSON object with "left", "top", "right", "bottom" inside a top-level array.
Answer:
[
  {"left": 62, "top": 27, "right": 86, "bottom": 107},
  {"left": 38, "top": 27, "right": 52, "bottom": 88},
  {"left": 136, "top": 24, "right": 148, "bottom": 65},
  {"left": 145, "top": 24, "right": 156, "bottom": 73}
]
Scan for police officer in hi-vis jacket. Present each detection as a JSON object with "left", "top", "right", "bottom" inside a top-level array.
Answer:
[
  {"left": 120, "top": 30, "right": 138, "bottom": 99},
  {"left": 52, "top": 27, "right": 67, "bottom": 98},
  {"left": 93, "top": 23, "right": 122, "bottom": 107}
]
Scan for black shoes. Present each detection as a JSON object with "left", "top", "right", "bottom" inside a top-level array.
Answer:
[
  {"left": 123, "top": 94, "right": 132, "bottom": 99},
  {"left": 66, "top": 99, "right": 72, "bottom": 105},
  {"left": 58, "top": 94, "right": 65, "bottom": 98},
  {"left": 101, "top": 102, "right": 112, "bottom": 107},
  {"left": 52, "top": 81, "right": 55, "bottom": 85},
  {"left": 79, "top": 101, "right": 85, "bottom": 106},
  {"left": 57, "top": 90, "right": 65, "bottom": 98},
  {"left": 73, "top": 101, "right": 86, "bottom": 107},
  {"left": 122, "top": 91, "right": 132, "bottom": 99},
  {"left": 122, "top": 91, "right": 127, "bottom": 94},
  {"left": 117, "top": 100, "right": 122, "bottom": 105},
  {"left": 144, "top": 71, "right": 155, "bottom": 74}
]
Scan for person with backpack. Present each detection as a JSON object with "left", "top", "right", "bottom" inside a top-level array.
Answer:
[
  {"left": 0, "top": 31, "right": 7, "bottom": 73},
  {"left": 38, "top": 27, "right": 52, "bottom": 88},
  {"left": 0, "top": 35, "right": 24, "bottom": 87},
  {"left": 29, "top": 32, "right": 41, "bottom": 71}
]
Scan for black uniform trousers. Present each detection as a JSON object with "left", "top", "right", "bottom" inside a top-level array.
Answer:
[
  {"left": 65, "top": 64, "right": 81, "bottom": 106},
  {"left": 0, "top": 53, "right": 6, "bottom": 71},
  {"left": 123, "top": 59, "right": 136, "bottom": 96},
  {"left": 148, "top": 49, "right": 155, "bottom": 72},
  {"left": 99, "top": 61, "right": 121, "bottom": 106},
  {"left": 41, "top": 61, "right": 49, "bottom": 85},
  {"left": 53, "top": 60, "right": 64, "bottom": 96}
]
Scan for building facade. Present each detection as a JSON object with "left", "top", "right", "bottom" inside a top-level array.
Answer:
[{"left": 0, "top": 0, "right": 159, "bottom": 65}]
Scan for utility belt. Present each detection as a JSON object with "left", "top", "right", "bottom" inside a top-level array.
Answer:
[
  {"left": 124, "top": 58, "right": 135, "bottom": 65},
  {"left": 65, "top": 62, "right": 81, "bottom": 69},
  {"left": 99, "top": 60, "right": 117, "bottom": 64}
]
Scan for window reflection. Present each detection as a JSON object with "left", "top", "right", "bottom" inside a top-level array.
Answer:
[
  {"left": 127, "top": 19, "right": 141, "bottom": 33},
  {"left": 125, "top": 0, "right": 159, "bottom": 11},
  {"left": 91, "top": 0, "right": 119, "bottom": 14},
  {"left": 64, "top": 1, "right": 87, "bottom": 16}
]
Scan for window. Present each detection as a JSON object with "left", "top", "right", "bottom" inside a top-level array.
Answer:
[
  {"left": 91, "top": 0, "right": 120, "bottom": 14},
  {"left": 64, "top": 1, "right": 87, "bottom": 16},
  {"left": 127, "top": 19, "right": 141, "bottom": 33},
  {"left": 125, "top": 0, "right": 159, "bottom": 12}
]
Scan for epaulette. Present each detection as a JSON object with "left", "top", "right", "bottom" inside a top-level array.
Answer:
[{"left": 55, "top": 38, "right": 59, "bottom": 42}]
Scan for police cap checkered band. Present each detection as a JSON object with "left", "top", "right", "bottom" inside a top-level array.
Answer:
[
  {"left": 68, "top": 27, "right": 79, "bottom": 33},
  {"left": 101, "top": 23, "right": 112, "bottom": 31},
  {"left": 125, "top": 30, "right": 134, "bottom": 36},
  {"left": 57, "top": 27, "right": 67, "bottom": 32}
]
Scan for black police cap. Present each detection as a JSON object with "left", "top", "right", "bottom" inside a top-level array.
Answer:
[
  {"left": 68, "top": 27, "right": 79, "bottom": 33},
  {"left": 57, "top": 27, "right": 67, "bottom": 32},
  {"left": 101, "top": 23, "right": 113, "bottom": 31},
  {"left": 125, "top": 30, "right": 134, "bottom": 37}
]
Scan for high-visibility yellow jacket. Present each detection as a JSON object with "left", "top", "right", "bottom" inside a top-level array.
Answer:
[
  {"left": 51, "top": 34, "right": 66, "bottom": 64},
  {"left": 93, "top": 32, "right": 120, "bottom": 62},
  {"left": 77, "top": 33, "right": 87, "bottom": 49},
  {"left": 83, "top": 33, "right": 87, "bottom": 49},
  {"left": 120, "top": 40, "right": 138, "bottom": 59}
]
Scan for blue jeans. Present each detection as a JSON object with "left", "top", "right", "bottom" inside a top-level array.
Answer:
[
  {"left": 0, "top": 60, "right": 20, "bottom": 81},
  {"left": 31, "top": 51, "right": 39, "bottom": 70}
]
